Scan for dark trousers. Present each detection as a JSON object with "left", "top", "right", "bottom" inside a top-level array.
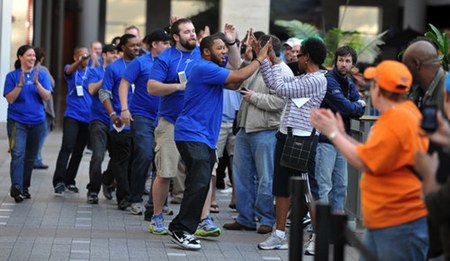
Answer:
[
  {"left": 87, "top": 120, "right": 112, "bottom": 193},
  {"left": 53, "top": 117, "right": 89, "bottom": 187},
  {"left": 169, "top": 141, "right": 215, "bottom": 234},
  {"left": 110, "top": 130, "right": 133, "bottom": 204}
]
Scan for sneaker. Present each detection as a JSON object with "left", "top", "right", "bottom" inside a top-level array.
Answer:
[
  {"left": 162, "top": 205, "right": 173, "bottom": 215},
  {"left": 170, "top": 230, "right": 201, "bottom": 250},
  {"left": 118, "top": 198, "right": 131, "bottom": 210},
  {"left": 67, "top": 185, "right": 79, "bottom": 193},
  {"left": 195, "top": 216, "right": 221, "bottom": 237},
  {"left": 22, "top": 188, "right": 31, "bottom": 199},
  {"left": 87, "top": 192, "right": 99, "bottom": 204},
  {"left": 130, "top": 203, "right": 143, "bottom": 215},
  {"left": 10, "top": 185, "right": 24, "bottom": 203},
  {"left": 257, "top": 232, "right": 288, "bottom": 250},
  {"left": 304, "top": 233, "right": 315, "bottom": 255},
  {"left": 53, "top": 183, "right": 65, "bottom": 197},
  {"left": 102, "top": 184, "right": 113, "bottom": 200},
  {"left": 148, "top": 213, "right": 168, "bottom": 235}
]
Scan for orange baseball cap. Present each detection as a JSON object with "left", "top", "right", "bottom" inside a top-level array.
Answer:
[{"left": 363, "top": 60, "right": 412, "bottom": 94}]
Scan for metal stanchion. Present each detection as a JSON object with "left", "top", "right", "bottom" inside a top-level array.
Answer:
[
  {"left": 289, "top": 176, "right": 306, "bottom": 261},
  {"left": 315, "top": 204, "right": 331, "bottom": 261},
  {"left": 332, "top": 214, "right": 347, "bottom": 261}
]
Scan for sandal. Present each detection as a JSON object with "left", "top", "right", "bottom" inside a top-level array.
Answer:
[{"left": 210, "top": 204, "right": 220, "bottom": 213}]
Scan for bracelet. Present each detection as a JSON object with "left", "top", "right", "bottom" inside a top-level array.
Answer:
[
  {"left": 227, "top": 40, "right": 237, "bottom": 46},
  {"left": 255, "top": 59, "right": 262, "bottom": 65},
  {"left": 121, "top": 108, "right": 129, "bottom": 112},
  {"left": 109, "top": 111, "right": 116, "bottom": 117},
  {"left": 328, "top": 130, "right": 339, "bottom": 140}
]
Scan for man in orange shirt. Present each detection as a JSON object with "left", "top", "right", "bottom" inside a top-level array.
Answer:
[{"left": 311, "top": 60, "right": 429, "bottom": 261}]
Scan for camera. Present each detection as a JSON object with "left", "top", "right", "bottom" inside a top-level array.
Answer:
[{"left": 421, "top": 104, "right": 438, "bottom": 133}]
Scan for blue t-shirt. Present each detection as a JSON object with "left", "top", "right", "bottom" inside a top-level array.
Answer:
[
  {"left": 3, "top": 68, "right": 53, "bottom": 125},
  {"left": 87, "top": 66, "right": 109, "bottom": 124},
  {"left": 222, "top": 89, "right": 242, "bottom": 122},
  {"left": 123, "top": 54, "right": 160, "bottom": 121},
  {"left": 174, "top": 59, "right": 230, "bottom": 149},
  {"left": 63, "top": 64, "right": 93, "bottom": 123},
  {"left": 101, "top": 58, "right": 133, "bottom": 130},
  {"left": 149, "top": 46, "right": 201, "bottom": 124}
]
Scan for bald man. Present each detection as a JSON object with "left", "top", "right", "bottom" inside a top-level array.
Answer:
[{"left": 402, "top": 38, "right": 447, "bottom": 118}]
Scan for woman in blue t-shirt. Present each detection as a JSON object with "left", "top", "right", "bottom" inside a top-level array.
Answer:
[{"left": 3, "top": 45, "right": 52, "bottom": 202}]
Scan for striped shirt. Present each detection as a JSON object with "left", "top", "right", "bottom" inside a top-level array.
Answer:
[{"left": 260, "top": 60, "right": 327, "bottom": 135}]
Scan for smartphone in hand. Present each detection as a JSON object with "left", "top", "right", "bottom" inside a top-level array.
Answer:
[
  {"left": 421, "top": 104, "right": 438, "bottom": 132},
  {"left": 240, "top": 87, "right": 249, "bottom": 95}
]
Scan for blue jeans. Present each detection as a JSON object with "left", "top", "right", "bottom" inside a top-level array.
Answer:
[
  {"left": 129, "top": 116, "right": 155, "bottom": 203},
  {"left": 315, "top": 142, "right": 348, "bottom": 212},
  {"left": 7, "top": 119, "right": 46, "bottom": 192},
  {"left": 169, "top": 141, "right": 215, "bottom": 234},
  {"left": 360, "top": 217, "right": 429, "bottom": 261},
  {"left": 34, "top": 117, "right": 48, "bottom": 167},
  {"left": 87, "top": 120, "right": 111, "bottom": 193},
  {"left": 233, "top": 129, "right": 276, "bottom": 228}
]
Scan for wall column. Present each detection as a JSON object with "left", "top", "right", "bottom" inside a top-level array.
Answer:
[
  {"left": 79, "top": 0, "right": 101, "bottom": 47},
  {"left": 0, "top": 0, "right": 12, "bottom": 133},
  {"left": 402, "top": 0, "right": 426, "bottom": 32}
]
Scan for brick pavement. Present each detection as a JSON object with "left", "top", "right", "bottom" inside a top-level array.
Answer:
[{"left": 0, "top": 131, "right": 361, "bottom": 261}]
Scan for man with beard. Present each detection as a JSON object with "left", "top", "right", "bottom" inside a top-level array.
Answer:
[
  {"left": 168, "top": 33, "right": 271, "bottom": 250},
  {"left": 98, "top": 34, "right": 140, "bottom": 210},
  {"left": 147, "top": 18, "right": 204, "bottom": 235}
]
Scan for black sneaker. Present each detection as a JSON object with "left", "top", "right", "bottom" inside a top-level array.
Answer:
[
  {"left": 102, "top": 184, "right": 113, "bottom": 200},
  {"left": 118, "top": 198, "right": 131, "bottom": 210},
  {"left": 170, "top": 230, "right": 201, "bottom": 250},
  {"left": 67, "top": 185, "right": 79, "bottom": 193},
  {"left": 22, "top": 188, "right": 31, "bottom": 199},
  {"left": 54, "top": 183, "right": 65, "bottom": 196},
  {"left": 87, "top": 192, "right": 99, "bottom": 204},
  {"left": 10, "top": 185, "right": 24, "bottom": 203}
]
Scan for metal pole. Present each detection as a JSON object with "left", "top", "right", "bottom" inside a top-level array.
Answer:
[
  {"left": 332, "top": 214, "right": 347, "bottom": 261},
  {"left": 315, "top": 204, "right": 331, "bottom": 261},
  {"left": 289, "top": 176, "right": 306, "bottom": 261}
]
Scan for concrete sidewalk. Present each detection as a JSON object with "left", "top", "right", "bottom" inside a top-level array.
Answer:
[{"left": 0, "top": 131, "right": 361, "bottom": 261}]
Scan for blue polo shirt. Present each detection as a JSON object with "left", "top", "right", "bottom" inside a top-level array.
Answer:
[
  {"left": 87, "top": 66, "right": 109, "bottom": 124},
  {"left": 174, "top": 58, "right": 230, "bottom": 149},
  {"left": 101, "top": 58, "right": 133, "bottom": 130},
  {"left": 149, "top": 46, "right": 201, "bottom": 124},
  {"left": 123, "top": 54, "right": 160, "bottom": 121},
  {"left": 3, "top": 68, "right": 52, "bottom": 125},
  {"left": 63, "top": 64, "right": 92, "bottom": 123}
]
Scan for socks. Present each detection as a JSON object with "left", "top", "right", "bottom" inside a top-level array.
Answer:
[{"left": 275, "top": 229, "right": 286, "bottom": 239}]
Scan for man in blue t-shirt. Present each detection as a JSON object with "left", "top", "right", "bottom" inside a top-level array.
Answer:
[
  {"left": 53, "top": 46, "right": 92, "bottom": 196},
  {"left": 168, "top": 33, "right": 271, "bottom": 250},
  {"left": 85, "top": 44, "right": 119, "bottom": 204},
  {"left": 98, "top": 34, "right": 140, "bottom": 210},
  {"left": 118, "top": 28, "right": 171, "bottom": 215}
]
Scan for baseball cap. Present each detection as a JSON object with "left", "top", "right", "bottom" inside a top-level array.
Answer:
[
  {"left": 363, "top": 60, "right": 412, "bottom": 94},
  {"left": 116, "top": 34, "right": 137, "bottom": 51},
  {"left": 144, "top": 29, "right": 171, "bottom": 45},
  {"left": 284, "top": 37, "right": 302, "bottom": 47},
  {"left": 102, "top": 44, "right": 116, "bottom": 53}
]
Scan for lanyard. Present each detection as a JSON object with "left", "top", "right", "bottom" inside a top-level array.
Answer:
[
  {"left": 75, "top": 67, "right": 89, "bottom": 86},
  {"left": 175, "top": 48, "right": 194, "bottom": 73}
]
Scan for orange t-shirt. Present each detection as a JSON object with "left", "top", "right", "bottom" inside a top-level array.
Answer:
[{"left": 356, "top": 101, "right": 428, "bottom": 229}]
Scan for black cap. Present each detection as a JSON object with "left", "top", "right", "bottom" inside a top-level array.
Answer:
[
  {"left": 144, "top": 29, "right": 171, "bottom": 45},
  {"left": 116, "top": 34, "right": 137, "bottom": 51},
  {"left": 102, "top": 44, "right": 116, "bottom": 53}
]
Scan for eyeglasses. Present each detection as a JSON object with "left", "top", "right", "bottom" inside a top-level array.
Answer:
[{"left": 297, "top": 53, "right": 306, "bottom": 58}]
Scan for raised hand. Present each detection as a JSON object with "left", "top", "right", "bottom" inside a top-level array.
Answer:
[
  {"left": 33, "top": 66, "right": 40, "bottom": 85},
  {"left": 256, "top": 37, "right": 272, "bottom": 62},
  {"left": 224, "top": 23, "right": 237, "bottom": 44}
]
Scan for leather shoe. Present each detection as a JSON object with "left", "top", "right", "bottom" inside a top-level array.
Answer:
[
  {"left": 223, "top": 221, "right": 256, "bottom": 231},
  {"left": 257, "top": 225, "right": 273, "bottom": 234},
  {"left": 33, "top": 164, "right": 49, "bottom": 169}
]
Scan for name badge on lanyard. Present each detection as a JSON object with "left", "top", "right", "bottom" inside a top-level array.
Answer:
[{"left": 76, "top": 85, "right": 84, "bottom": 96}]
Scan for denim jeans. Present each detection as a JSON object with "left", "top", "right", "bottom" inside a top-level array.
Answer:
[
  {"left": 233, "top": 129, "right": 276, "bottom": 228},
  {"left": 34, "top": 118, "right": 48, "bottom": 167},
  {"left": 169, "top": 141, "right": 215, "bottom": 234},
  {"left": 129, "top": 116, "right": 155, "bottom": 203},
  {"left": 87, "top": 120, "right": 111, "bottom": 193},
  {"left": 110, "top": 130, "right": 133, "bottom": 203},
  {"left": 360, "top": 217, "right": 428, "bottom": 261},
  {"left": 315, "top": 142, "right": 348, "bottom": 212},
  {"left": 53, "top": 117, "right": 89, "bottom": 187},
  {"left": 7, "top": 119, "right": 46, "bottom": 192}
]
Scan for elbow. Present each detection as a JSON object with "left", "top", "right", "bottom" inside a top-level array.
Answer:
[{"left": 147, "top": 80, "right": 157, "bottom": 95}]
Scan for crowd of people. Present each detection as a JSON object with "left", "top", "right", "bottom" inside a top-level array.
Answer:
[{"left": 3, "top": 16, "right": 450, "bottom": 260}]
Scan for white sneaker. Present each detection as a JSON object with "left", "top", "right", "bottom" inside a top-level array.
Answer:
[
  {"left": 219, "top": 187, "right": 233, "bottom": 194},
  {"left": 257, "top": 232, "right": 288, "bottom": 250},
  {"left": 304, "top": 233, "right": 315, "bottom": 255},
  {"left": 130, "top": 203, "right": 143, "bottom": 215},
  {"left": 170, "top": 230, "right": 201, "bottom": 250}
]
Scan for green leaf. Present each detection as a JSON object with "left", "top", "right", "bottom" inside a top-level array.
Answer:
[
  {"left": 274, "top": 19, "right": 319, "bottom": 39},
  {"left": 429, "top": 24, "right": 445, "bottom": 48}
]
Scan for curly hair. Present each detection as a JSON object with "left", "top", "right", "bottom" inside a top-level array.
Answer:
[{"left": 300, "top": 37, "right": 327, "bottom": 65}]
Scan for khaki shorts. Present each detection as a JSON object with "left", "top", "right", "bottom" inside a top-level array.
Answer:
[
  {"left": 216, "top": 122, "right": 235, "bottom": 158},
  {"left": 154, "top": 117, "right": 185, "bottom": 178}
]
